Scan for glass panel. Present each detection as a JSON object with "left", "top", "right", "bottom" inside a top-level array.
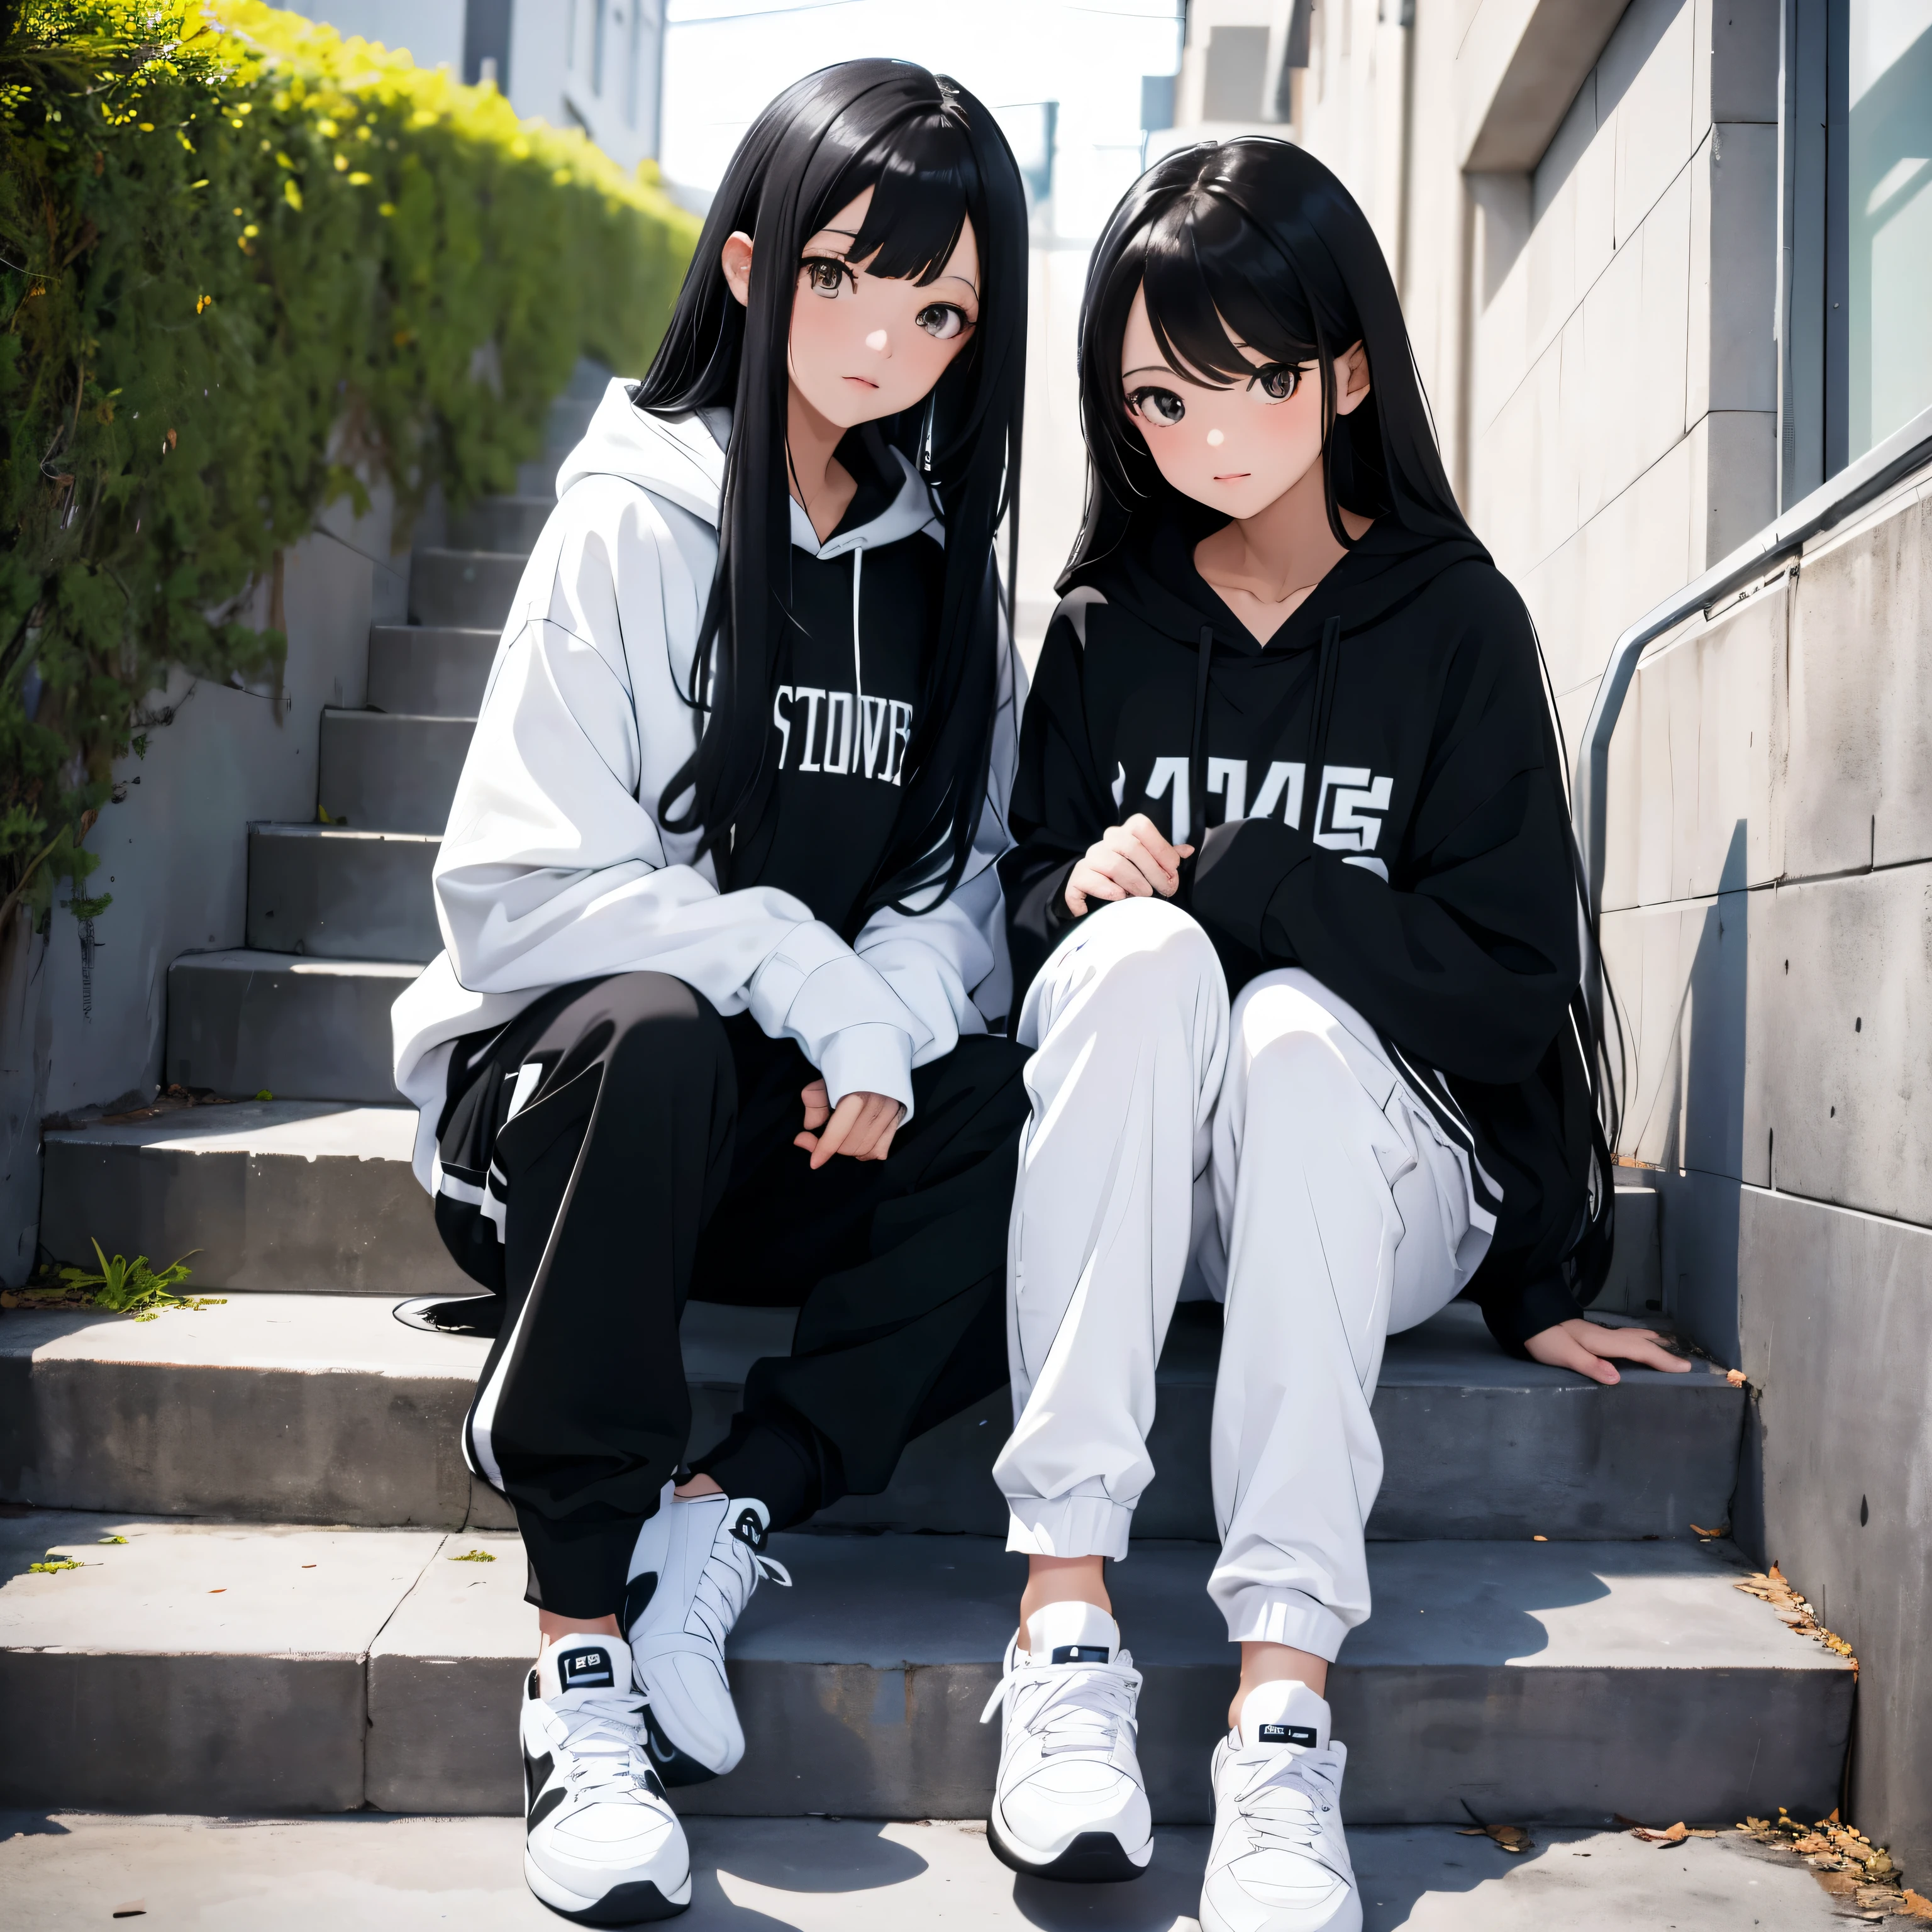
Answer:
[{"left": 1846, "top": 0, "right": 1932, "bottom": 455}]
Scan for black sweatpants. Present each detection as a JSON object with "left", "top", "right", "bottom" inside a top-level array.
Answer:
[{"left": 433, "top": 971, "right": 1030, "bottom": 1618}]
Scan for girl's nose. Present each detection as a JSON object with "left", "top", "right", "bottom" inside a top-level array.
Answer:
[{"left": 865, "top": 328, "right": 889, "bottom": 354}]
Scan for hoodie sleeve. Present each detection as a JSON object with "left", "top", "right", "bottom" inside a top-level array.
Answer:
[
  {"left": 999, "top": 592, "right": 1117, "bottom": 1009},
  {"left": 417, "top": 477, "right": 930, "bottom": 1116},
  {"left": 1189, "top": 576, "right": 1580, "bottom": 1088},
  {"left": 848, "top": 604, "right": 1024, "bottom": 1062}
]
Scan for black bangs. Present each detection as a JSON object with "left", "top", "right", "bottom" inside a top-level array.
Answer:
[
  {"left": 832, "top": 113, "right": 977, "bottom": 288},
  {"left": 1139, "top": 189, "right": 1319, "bottom": 388},
  {"left": 631, "top": 60, "right": 1028, "bottom": 933},
  {"left": 1065, "top": 136, "right": 1475, "bottom": 589}
]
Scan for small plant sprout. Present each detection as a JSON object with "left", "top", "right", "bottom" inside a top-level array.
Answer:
[{"left": 28, "top": 1240, "right": 225, "bottom": 1321}]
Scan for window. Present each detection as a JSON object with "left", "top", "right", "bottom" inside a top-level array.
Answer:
[
  {"left": 1783, "top": 0, "right": 1932, "bottom": 497},
  {"left": 1846, "top": 0, "right": 1932, "bottom": 458}
]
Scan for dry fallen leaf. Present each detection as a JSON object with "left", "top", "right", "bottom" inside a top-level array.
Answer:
[
  {"left": 1726, "top": 1368, "right": 1746, "bottom": 1385},
  {"left": 1631, "top": 1821, "right": 1690, "bottom": 1845},
  {"left": 1899, "top": 1887, "right": 1932, "bottom": 1919},
  {"left": 1457, "top": 1807, "right": 1532, "bottom": 1853},
  {"left": 111, "top": 1904, "right": 145, "bottom": 1920},
  {"left": 208, "top": 1587, "right": 225, "bottom": 1594},
  {"left": 1531, "top": 1534, "right": 1548, "bottom": 1543}
]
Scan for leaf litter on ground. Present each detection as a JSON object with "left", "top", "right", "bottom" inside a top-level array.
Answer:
[
  {"left": 1735, "top": 1809, "right": 1932, "bottom": 1919},
  {"left": 1735, "top": 1562, "right": 1857, "bottom": 1663}
]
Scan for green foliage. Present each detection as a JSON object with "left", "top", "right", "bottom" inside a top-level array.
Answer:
[
  {"left": 26, "top": 1233, "right": 223, "bottom": 1315},
  {"left": 28, "top": 1552, "right": 84, "bottom": 1572},
  {"left": 0, "top": 1, "right": 701, "bottom": 921}
]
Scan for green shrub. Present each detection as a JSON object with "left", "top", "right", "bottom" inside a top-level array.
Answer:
[{"left": 0, "top": 0, "right": 701, "bottom": 925}]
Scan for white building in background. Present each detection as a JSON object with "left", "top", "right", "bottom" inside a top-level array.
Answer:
[{"left": 286, "top": 0, "right": 667, "bottom": 170}]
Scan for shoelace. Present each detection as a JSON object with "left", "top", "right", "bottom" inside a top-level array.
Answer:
[
  {"left": 552, "top": 1689, "right": 660, "bottom": 1802},
  {"left": 980, "top": 1651, "right": 1143, "bottom": 1758},
  {"left": 1228, "top": 1746, "right": 1344, "bottom": 1860},
  {"left": 686, "top": 1524, "right": 792, "bottom": 1655}
]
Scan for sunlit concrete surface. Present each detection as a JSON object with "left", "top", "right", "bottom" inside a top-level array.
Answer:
[{"left": 0, "top": 1813, "right": 1844, "bottom": 1929}]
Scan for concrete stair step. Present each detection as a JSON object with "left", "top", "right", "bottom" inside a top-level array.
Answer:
[
  {"left": 247, "top": 825, "right": 440, "bottom": 963},
  {"left": 445, "top": 496, "right": 550, "bottom": 555},
  {"left": 366, "top": 625, "right": 496, "bottom": 718},
  {"left": 38, "top": 1104, "right": 464, "bottom": 1296},
  {"left": 317, "top": 709, "right": 473, "bottom": 835},
  {"left": 408, "top": 549, "right": 525, "bottom": 630},
  {"left": 0, "top": 1516, "right": 1851, "bottom": 1821},
  {"left": 0, "top": 1289, "right": 1743, "bottom": 1543},
  {"left": 165, "top": 953, "right": 418, "bottom": 1104}
]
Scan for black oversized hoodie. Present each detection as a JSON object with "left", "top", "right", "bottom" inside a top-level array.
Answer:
[{"left": 1001, "top": 509, "right": 1610, "bottom": 1352}]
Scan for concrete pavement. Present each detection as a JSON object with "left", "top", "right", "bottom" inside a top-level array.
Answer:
[{"left": 0, "top": 1812, "right": 1844, "bottom": 1929}]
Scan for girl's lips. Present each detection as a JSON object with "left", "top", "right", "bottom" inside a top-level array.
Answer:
[
  {"left": 1213, "top": 472, "right": 1252, "bottom": 482},
  {"left": 844, "top": 375, "right": 880, "bottom": 389}
]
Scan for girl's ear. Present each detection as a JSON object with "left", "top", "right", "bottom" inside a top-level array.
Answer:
[
  {"left": 1333, "top": 340, "right": 1372, "bottom": 417},
  {"left": 720, "top": 231, "right": 755, "bottom": 309}
]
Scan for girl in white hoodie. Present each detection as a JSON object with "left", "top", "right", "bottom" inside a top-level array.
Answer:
[{"left": 389, "top": 62, "right": 1028, "bottom": 1923}]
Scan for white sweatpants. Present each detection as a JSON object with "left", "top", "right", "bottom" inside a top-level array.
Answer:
[{"left": 993, "top": 897, "right": 1494, "bottom": 1660}]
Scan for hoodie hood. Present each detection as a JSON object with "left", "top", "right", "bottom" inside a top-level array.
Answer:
[
  {"left": 554, "top": 379, "right": 940, "bottom": 560},
  {"left": 1066, "top": 506, "right": 1492, "bottom": 658}
]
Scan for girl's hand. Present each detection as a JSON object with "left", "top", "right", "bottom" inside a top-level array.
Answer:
[
  {"left": 796, "top": 1080, "right": 902, "bottom": 1167},
  {"left": 1523, "top": 1317, "right": 1690, "bottom": 1384},
  {"left": 1066, "top": 813, "right": 1194, "bottom": 916}
]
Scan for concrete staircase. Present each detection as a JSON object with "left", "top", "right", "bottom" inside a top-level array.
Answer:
[{"left": 3, "top": 369, "right": 1854, "bottom": 1828}]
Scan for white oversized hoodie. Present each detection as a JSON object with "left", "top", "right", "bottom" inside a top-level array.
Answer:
[{"left": 391, "top": 380, "right": 1020, "bottom": 1189}]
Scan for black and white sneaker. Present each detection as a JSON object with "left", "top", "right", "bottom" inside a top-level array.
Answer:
[
  {"left": 980, "top": 1601, "right": 1153, "bottom": 1882},
  {"left": 521, "top": 1631, "right": 691, "bottom": 1924},
  {"left": 622, "top": 1487, "right": 791, "bottom": 1784},
  {"left": 393, "top": 1292, "right": 501, "bottom": 1338}
]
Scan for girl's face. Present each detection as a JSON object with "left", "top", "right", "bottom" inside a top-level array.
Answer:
[
  {"left": 722, "top": 188, "right": 980, "bottom": 429},
  {"left": 1118, "top": 284, "right": 1370, "bottom": 519}
]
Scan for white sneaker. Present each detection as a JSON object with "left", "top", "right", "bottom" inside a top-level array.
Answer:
[
  {"left": 621, "top": 1486, "right": 791, "bottom": 1784},
  {"left": 979, "top": 1600, "right": 1153, "bottom": 1882},
  {"left": 521, "top": 1631, "right": 691, "bottom": 1924},
  {"left": 1199, "top": 1680, "right": 1360, "bottom": 1932}
]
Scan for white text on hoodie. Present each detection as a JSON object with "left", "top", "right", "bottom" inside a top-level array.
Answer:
[{"left": 773, "top": 686, "right": 914, "bottom": 785}]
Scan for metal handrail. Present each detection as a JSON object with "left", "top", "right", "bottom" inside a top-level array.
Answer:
[{"left": 1575, "top": 399, "right": 1932, "bottom": 918}]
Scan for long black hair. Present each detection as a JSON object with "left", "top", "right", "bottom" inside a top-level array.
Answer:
[
  {"left": 1072, "top": 136, "right": 1624, "bottom": 1294},
  {"left": 634, "top": 60, "right": 1026, "bottom": 920},
  {"left": 1066, "top": 136, "right": 1474, "bottom": 586}
]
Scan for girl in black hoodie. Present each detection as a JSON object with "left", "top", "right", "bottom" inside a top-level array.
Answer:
[{"left": 975, "top": 140, "right": 1685, "bottom": 1927}]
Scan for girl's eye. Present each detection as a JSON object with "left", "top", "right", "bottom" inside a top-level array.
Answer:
[
  {"left": 916, "top": 303, "right": 968, "bottom": 341},
  {"left": 1127, "top": 386, "right": 1185, "bottom": 426},
  {"left": 1252, "top": 362, "right": 1302, "bottom": 402},
  {"left": 802, "top": 259, "right": 850, "bottom": 296}
]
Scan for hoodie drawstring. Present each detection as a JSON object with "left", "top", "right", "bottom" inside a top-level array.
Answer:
[
  {"left": 1189, "top": 625, "right": 1214, "bottom": 850},
  {"left": 850, "top": 544, "right": 865, "bottom": 713}
]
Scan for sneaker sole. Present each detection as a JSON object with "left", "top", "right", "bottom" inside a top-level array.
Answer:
[
  {"left": 525, "top": 1850, "right": 692, "bottom": 1924},
  {"left": 986, "top": 1812, "right": 1152, "bottom": 1884}
]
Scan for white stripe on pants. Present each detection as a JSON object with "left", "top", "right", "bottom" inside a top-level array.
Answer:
[{"left": 993, "top": 896, "right": 1494, "bottom": 1660}]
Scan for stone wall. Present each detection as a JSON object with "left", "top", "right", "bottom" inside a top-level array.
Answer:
[
  {"left": 1599, "top": 474, "right": 1932, "bottom": 1871},
  {"left": 0, "top": 492, "right": 404, "bottom": 1284}
]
